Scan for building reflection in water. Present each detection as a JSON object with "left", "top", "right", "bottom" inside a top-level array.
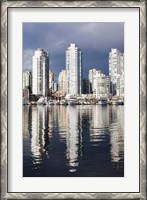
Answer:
[
  {"left": 31, "top": 106, "right": 49, "bottom": 166},
  {"left": 89, "top": 105, "right": 124, "bottom": 167},
  {"left": 23, "top": 105, "right": 31, "bottom": 139},
  {"left": 109, "top": 106, "right": 124, "bottom": 164},
  {"left": 23, "top": 104, "right": 124, "bottom": 176},
  {"left": 48, "top": 106, "right": 54, "bottom": 139},
  {"left": 90, "top": 106, "right": 109, "bottom": 145},
  {"left": 65, "top": 106, "right": 83, "bottom": 172},
  {"left": 58, "top": 106, "right": 67, "bottom": 142}
]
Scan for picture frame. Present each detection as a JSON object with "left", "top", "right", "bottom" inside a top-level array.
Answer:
[{"left": 0, "top": 0, "right": 146, "bottom": 199}]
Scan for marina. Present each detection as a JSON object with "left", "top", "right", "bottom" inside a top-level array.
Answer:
[{"left": 23, "top": 96, "right": 124, "bottom": 106}]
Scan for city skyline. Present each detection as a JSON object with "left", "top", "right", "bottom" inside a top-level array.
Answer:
[
  {"left": 23, "top": 22, "right": 124, "bottom": 81},
  {"left": 23, "top": 47, "right": 124, "bottom": 100}
]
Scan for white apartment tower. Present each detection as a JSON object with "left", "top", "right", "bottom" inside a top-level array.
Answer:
[
  {"left": 66, "top": 43, "right": 82, "bottom": 96},
  {"left": 93, "top": 70, "right": 110, "bottom": 99},
  {"left": 58, "top": 70, "right": 67, "bottom": 97},
  {"left": 32, "top": 48, "right": 49, "bottom": 96},
  {"left": 109, "top": 48, "right": 124, "bottom": 97}
]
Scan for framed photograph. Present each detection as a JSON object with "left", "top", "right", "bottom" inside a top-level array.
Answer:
[{"left": 1, "top": 0, "right": 146, "bottom": 199}]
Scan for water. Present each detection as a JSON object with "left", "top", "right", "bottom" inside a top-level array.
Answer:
[{"left": 23, "top": 105, "right": 124, "bottom": 177}]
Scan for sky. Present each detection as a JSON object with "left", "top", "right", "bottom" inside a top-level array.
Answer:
[{"left": 23, "top": 22, "right": 124, "bottom": 82}]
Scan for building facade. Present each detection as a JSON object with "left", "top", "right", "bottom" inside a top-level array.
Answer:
[
  {"left": 23, "top": 71, "right": 31, "bottom": 91},
  {"left": 109, "top": 48, "right": 124, "bottom": 97},
  {"left": 93, "top": 70, "right": 110, "bottom": 99},
  {"left": 66, "top": 43, "right": 83, "bottom": 96},
  {"left": 32, "top": 48, "right": 49, "bottom": 96},
  {"left": 54, "top": 83, "right": 58, "bottom": 92},
  {"left": 58, "top": 70, "right": 67, "bottom": 97},
  {"left": 49, "top": 69, "right": 54, "bottom": 96},
  {"left": 88, "top": 68, "right": 97, "bottom": 94}
]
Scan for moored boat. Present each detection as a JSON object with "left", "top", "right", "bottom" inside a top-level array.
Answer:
[
  {"left": 48, "top": 100, "right": 54, "bottom": 105},
  {"left": 117, "top": 100, "right": 124, "bottom": 105},
  {"left": 111, "top": 100, "right": 119, "bottom": 105},
  {"left": 37, "top": 96, "right": 47, "bottom": 105},
  {"left": 97, "top": 99, "right": 107, "bottom": 105},
  {"left": 30, "top": 101, "right": 37, "bottom": 105},
  {"left": 60, "top": 99, "right": 67, "bottom": 105},
  {"left": 67, "top": 98, "right": 77, "bottom": 105},
  {"left": 111, "top": 101, "right": 116, "bottom": 105},
  {"left": 54, "top": 100, "right": 60, "bottom": 105}
]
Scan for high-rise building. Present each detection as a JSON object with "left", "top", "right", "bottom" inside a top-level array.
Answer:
[
  {"left": 58, "top": 70, "right": 67, "bottom": 97},
  {"left": 23, "top": 71, "right": 31, "bottom": 91},
  {"left": 66, "top": 43, "right": 83, "bottom": 96},
  {"left": 49, "top": 69, "right": 54, "bottom": 96},
  {"left": 32, "top": 48, "right": 49, "bottom": 96},
  {"left": 93, "top": 70, "right": 110, "bottom": 99},
  {"left": 109, "top": 48, "right": 124, "bottom": 97},
  {"left": 88, "top": 68, "right": 97, "bottom": 94},
  {"left": 88, "top": 69, "right": 109, "bottom": 99}
]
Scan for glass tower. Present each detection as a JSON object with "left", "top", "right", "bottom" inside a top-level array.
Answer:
[
  {"left": 66, "top": 43, "right": 83, "bottom": 96},
  {"left": 32, "top": 48, "right": 49, "bottom": 96}
]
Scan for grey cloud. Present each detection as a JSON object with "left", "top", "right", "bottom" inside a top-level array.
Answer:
[{"left": 23, "top": 22, "right": 124, "bottom": 78}]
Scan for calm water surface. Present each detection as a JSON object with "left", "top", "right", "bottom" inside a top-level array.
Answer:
[{"left": 23, "top": 105, "right": 124, "bottom": 177}]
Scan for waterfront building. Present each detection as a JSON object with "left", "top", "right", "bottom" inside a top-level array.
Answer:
[
  {"left": 93, "top": 70, "right": 110, "bottom": 99},
  {"left": 54, "top": 83, "right": 58, "bottom": 92},
  {"left": 66, "top": 43, "right": 83, "bottom": 96},
  {"left": 58, "top": 70, "right": 67, "bottom": 97},
  {"left": 109, "top": 48, "right": 124, "bottom": 97},
  {"left": 88, "top": 69, "right": 109, "bottom": 99},
  {"left": 23, "top": 71, "right": 31, "bottom": 92},
  {"left": 49, "top": 69, "right": 54, "bottom": 96},
  {"left": 119, "top": 70, "right": 124, "bottom": 97},
  {"left": 23, "top": 88, "right": 30, "bottom": 104},
  {"left": 32, "top": 48, "right": 49, "bottom": 96},
  {"left": 23, "top": 88, "right": 29, "bottom": 99},
  {"left": 88, "top": 68, "right": 97, "bottom": 94}
]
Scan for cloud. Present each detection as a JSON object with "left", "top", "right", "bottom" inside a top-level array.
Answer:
[
  {"left": 23, "top": 49, "right": 34, "bottom": 71},
  {"left": 23, "top": 22, "right": 124, "bottom": 79}
]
